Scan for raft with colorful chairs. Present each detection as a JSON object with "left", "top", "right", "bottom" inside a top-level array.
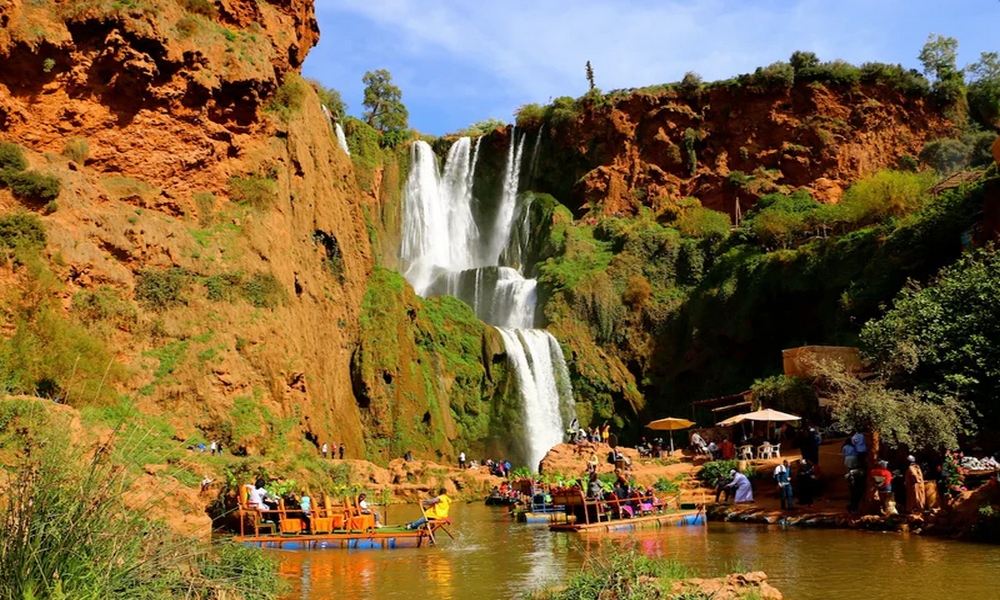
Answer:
[{"left": 233, "top": 489, "right": 452, "bottom": 549}]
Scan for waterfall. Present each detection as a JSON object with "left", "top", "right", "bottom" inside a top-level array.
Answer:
[
  {"left": 400, "top": 131, "right": 575, "bottom": 471},
  {"left": 335, "top": 123, "right": 351, "bottom": 156},
  {"left": 528, "top": 123, "right": 544, "bottom": 183},
  {"left": 488, "top": 130, "right": 526, "bottom": 266}
]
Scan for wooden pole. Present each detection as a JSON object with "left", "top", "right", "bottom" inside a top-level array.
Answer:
[{"left": 419, "top": 500, "right": 436, "bottom": 545}]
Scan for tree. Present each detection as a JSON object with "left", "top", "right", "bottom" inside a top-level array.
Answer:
[
  {"left": 361, "top": 69, "right": 409, "bottom": 134},
  {"left": 919, "top": 34, "right": 965, "bottom": 101},
  {"left": 789, "top": 50, "right": 819, "bottom": 73},
  {"left": 967, "top": 51, "right": 1000, "bottom": 128},
  {"left": 586, "top": 61, "right": 595, "bottom": 91},
  {"left": 918, "top": 34, "right": 960, "bottom": 82},
  {"left": 861, "top": 247, "right": 1000, "bottom": 429}
]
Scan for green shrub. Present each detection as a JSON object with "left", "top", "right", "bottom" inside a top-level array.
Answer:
[
  {"left": 622, "top": 274, "right": 652, "bottom": 309},
  {"left": 228, "top": 174, "right": 277, "bottom": 210},
  {"left": 0, "top": 212, "right": 46, "bottom": 250},
  {"left": 135, "top": 268, "right": 187, "bottom": 309},
  {"left": 790, "top": 50, "right": 820, "bottom": 73},
  {"left": 697, "top": 459, "right": 739, "bottom": 483},
  {"left": 547, "top": 96, "right": 580, "bottom": 128},
  {"left": 515, "top": 103, "right": 545, "bottom": 129},
  {"left": 267, "top": 73, "right": 307, "bottom": 120},
  {"left": 61, "top": 137, "right": 89, "bottom": 163},
  {"left": 459, "top": 118, "right": 506, "bottom": 137},
  {"left": 750, "top": 61, "right": 795, "bottom": 89},
  {"left": 682, "top": 128, "right": 698, "bottom": 175},
  {"left": 308, "top": 78, "right": 347, "bottom": 120},
  {"left": 0, "top": 141, "right": 27, "bottom": 173},
  {"left": 920, "top": 138, "right": 969, "bottom": 173},
  {"left": 678, "top": 71, "right": 703, "bottom": 95},
  {"left": 653, "top": 476, "right": 680, "bottom": 494},
  {"left": 72, "top": 286, "right": 139, "bottom": 331},
  {"left": 5, "top": 170, "right": 61, "bottom": 202},
  {"left": 178, "top": 0, "right": 217, "bottom": 17},
  {"left": 241, "top": 272, "right": 284, "bottom": 308},
  {"left": 897, "top": 154, "right": 920, "bottom": 171},
  {"left": 839, "top": 169, "right": 935, "bottom": 223},
  {"left": 676, "top": 205, "right": 730, "bottom": 241},
  {"left": 204, "top": 272, "right": 243, "bottom": 302}
]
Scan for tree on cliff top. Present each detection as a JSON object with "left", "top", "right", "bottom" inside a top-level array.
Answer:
[
  {"left": 919, "top": 34, "right": 965, "bottom": 102},
  {"left": 362, "top": 69, "right": 409, "bottom": 134},
  {"left": 586, "top": 61, "right": 595, "bottom": 91}
]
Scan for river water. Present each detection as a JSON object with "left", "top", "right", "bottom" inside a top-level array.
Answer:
[{"left": 273, "top": 502, "right": 1000, "bottom": 600}]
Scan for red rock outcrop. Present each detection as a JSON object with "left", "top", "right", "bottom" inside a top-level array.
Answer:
[{"left": 521, "top": 83, "right": 957, "bottom": 218}]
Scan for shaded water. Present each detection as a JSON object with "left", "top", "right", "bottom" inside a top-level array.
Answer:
[{"left": 274, "top": 503, "right": 1000, "bottom": 600}]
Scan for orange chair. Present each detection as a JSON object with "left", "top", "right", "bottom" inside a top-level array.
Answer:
[
  {"left": 238, "top": 485, "right": 276, "bottom": 536},
  {"left": 344, "top": 497, "right": 375, "bottom": 531},
  {"left": 311, "top": 494, "right": 334, "bottom": 534},
  {"left": 278, "top": 499, "right": 304, "bottom": 534}
]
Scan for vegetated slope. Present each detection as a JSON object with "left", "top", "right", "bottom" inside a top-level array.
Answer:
[
  {"left": 0, "top": 0, "right": 380, "bottom": 459},
  {"left": 463, "top": 75, "right": 998, "bottom": 434}
]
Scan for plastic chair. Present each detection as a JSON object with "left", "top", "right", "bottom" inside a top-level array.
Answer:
[
  {"left": 758, "top": 445, "right": 773, "bottom": 460},
  {"left": 772, "top": 443, "right": 781, "bottom": 458},
  {"left": 737, "top": 445, "right": 754, "bottom": 460}
]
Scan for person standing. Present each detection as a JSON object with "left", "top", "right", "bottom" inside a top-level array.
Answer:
[
  {"left": 321, "top": 443, "right": 328, "bottom": 459},
  {"left": 210, "top": 440, "right": 217, "bottom": 456},
  {"left": 905, "top": 455, "right": 926, "bottom": 513},
  {"left": 851, "top": 431, "right": 868, "bottom": 467},
  {"left": 602, "top": 425, "right": 610, "bottom": 445},
  {"left": 338, "top": 443, "right": 345, "bottom": 459},
  {"left": 846, "top": 467, "right": 865, "bottom": 513},
  {"left": 774, "top": 460, "right": 794, "bottom": 510},
  {"left": 842, "top": 439, "right": 858, "bottom": 470},
  {"left": 802, "top": 428, "right": 821, "bottom": 465},
  {"left": 459, "top": 451, "right": 466, "bottom": 469},
  {"left": 796, "top": 459, "right": 816, "bottom": 507}
]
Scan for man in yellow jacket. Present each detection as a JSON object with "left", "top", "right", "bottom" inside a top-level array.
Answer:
[{"left": 405, "top": 488, "right": 451, "bottom": 529}]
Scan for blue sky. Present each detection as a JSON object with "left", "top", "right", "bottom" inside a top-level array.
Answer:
[{"left": 303, "top": 0, "right": 999, "bottom": 136}]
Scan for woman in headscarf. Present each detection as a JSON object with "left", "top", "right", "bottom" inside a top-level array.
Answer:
[
  {"left": 726, "top": 469, "right": 754, "bottom": 503},
  {"left": 905, "top": 455, "right": 926, "bottom": 513}
]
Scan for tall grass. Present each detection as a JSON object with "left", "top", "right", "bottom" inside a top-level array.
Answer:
[
  {"left": 526, "top": 545, "right": 692, "bottom": 600},
  {"left": 0, "top": 401, "right": 282, "bottom": 600}
]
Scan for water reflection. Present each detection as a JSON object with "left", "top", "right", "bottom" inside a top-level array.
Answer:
[{"left": 274, "top": 502, "right": 1000, "bottom": 600}]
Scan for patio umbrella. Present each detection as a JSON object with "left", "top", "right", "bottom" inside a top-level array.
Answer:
[
  {"left": 721, "top": 408, "right": 800, "bottom": 443},
  {"left": 645, "top": 417, "right": 695, "bottom": 454}
]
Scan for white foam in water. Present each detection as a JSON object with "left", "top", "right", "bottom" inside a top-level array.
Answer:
[{"left": 400, "top": 132, "right": 574, "bottom": 471}]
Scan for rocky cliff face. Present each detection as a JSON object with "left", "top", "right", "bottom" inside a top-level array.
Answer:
[
  {"left": 0, "top": 0, "right": 377, "bottom": 457},
  {"left": 500, "top": 82, "right": 956, "bottom": 218}
]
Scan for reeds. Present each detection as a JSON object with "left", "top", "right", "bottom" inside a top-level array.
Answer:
[{"left": 0, "top": 401, "right": 281, "bottom": 600}]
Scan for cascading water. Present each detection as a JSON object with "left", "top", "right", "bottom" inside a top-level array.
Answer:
[
  {"left": 320, "top": 104, "right": 351, "bottom": 156},
  {"left": 334, "top": 123, "right": 351, "bottom": 156},
  {"left": 400, "top": 132, "right": 574, "bottom": 471}
]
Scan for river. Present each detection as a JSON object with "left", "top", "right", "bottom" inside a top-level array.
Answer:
[{"left": 273, "top": 502, "right": 1000, "bottom": 599}]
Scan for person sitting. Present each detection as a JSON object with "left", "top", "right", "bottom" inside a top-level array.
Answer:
[
  {"left": 296, "top": 492, "right": 312, "bottom": 533},
  {"left": 719, "top": 438, "right": 736, "bottom": 460},
  {"left": 358, "top": 493, "right": 382, "bottom": 528},
  {"left": 870, "top": 460, "right": 894, "bottom": 515},
  {"left": 249, "top": 478, "right": 279, "bottom": 524},
  {"left": 691, "top": 432, "right": 708, "bottom": 453},
  {"left": 405, "top": 488, "right": 451, "bottom": 530},
  {"left": 708, "top": 440, "right": 720, "bottom": 460},
  {"left": 587, "top": 472, "right": 603, "bottom": 499}
]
